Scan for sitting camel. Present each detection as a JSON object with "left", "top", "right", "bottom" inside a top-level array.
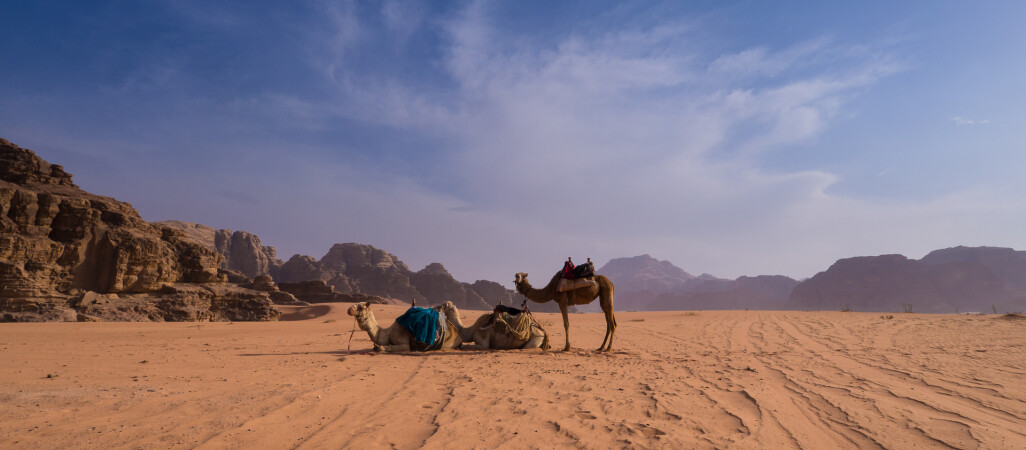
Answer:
[
  {"left": 514, "top": 272, "right": 617, "bottom": 352},
  {"left": 346, "top": 302, "right": 463, "bottom": 352},
  {"left": 437, "top": 301, "right": 550, "bottom": 350}
]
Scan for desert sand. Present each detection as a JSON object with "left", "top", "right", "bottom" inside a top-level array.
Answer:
[{"left": 2, "top": 305, "right": 1025, "bottom": 449}]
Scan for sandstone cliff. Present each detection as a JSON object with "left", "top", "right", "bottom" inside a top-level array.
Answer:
[
  {"left": 410, "top": 263, "right": 490, "bottom": 310},
  {"left": 156, "top": 221, "right": 284, "bottom": 279},
  {"left": 153, "top": 226, "right": 530, "bottom": 311},
  {"left": 0, "top": 138, "right": 280, "bottom": 322}
]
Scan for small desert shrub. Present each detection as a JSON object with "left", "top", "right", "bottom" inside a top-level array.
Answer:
[
  {"left": 840, "top": 305, "right": 853, "bottom": 312},
  {"left": 880, "top": 315, "right": 894, "bottom": 320},
  {"left": 901, "top": 303, "right": 914, "bottom": 313}
]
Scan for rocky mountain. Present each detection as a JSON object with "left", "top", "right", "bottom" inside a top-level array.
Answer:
[
  {"left": 593, "top": 255, "right": 785, "bottom": 311},
  {"left": 0, "top": 138, "right": 280, "bottom": 322},
  {"left": 156, "top": 221, "right": 284, "bottom": 279},
  {"left": 158, "top": 231, "right": 532, "bottom": 311},
  {"left": 598, "top": 254, "right": 696, "bottom": 293},
  {"left": 787, "top": 247, "right": 1026, "bottom": 313},
  {"left": 649, "top": 275, "right": 799, "bottom": 310},
  {"left": 596, "top": 255, "right": 698, "bottom": 311},
  {"left": 275, "top": 244, "right": 546, "bottom": 311}
]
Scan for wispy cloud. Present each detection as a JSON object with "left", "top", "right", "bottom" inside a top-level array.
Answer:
[
  {"left": 272, "top": 1, "right": 933, "bottom": 281},
  {"left": 9, "top": 1, "right": 1019, "bottom": 284},
  {"left": 708, "top": 37, "right": 832, "bottom": 79},
  {"left": 950, "top": 116, "right": 990, "bottom": 126}
]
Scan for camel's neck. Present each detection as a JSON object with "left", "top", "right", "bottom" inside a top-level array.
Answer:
[
  {"left": 517, "top": 279, "right": 557, "bottom": 304},
  {"left": 356, "top": 312, "right": 384, "bottom": 344},
  {"left": 446, "top": 310, "right": 466, "bottom": 330},
  {"left": 463, "top": 314, "right": 492, "bottom": 341},
  {"left": 445, "top": 312, "right": 471, "bottom": 341}
]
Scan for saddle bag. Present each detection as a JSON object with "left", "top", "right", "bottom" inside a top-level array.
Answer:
[{"left": 573, "top": 261, "right": 595, "bottom": 279}]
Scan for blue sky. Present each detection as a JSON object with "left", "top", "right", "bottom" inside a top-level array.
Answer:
[{"left": 3, "top": 1, "right": 1025, "bottom": 284}]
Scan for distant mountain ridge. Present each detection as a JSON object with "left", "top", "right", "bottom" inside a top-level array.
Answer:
[
  {"left": 158, "top": 222, "right": 557, "bottom": 312},
  {"left": 8, "top": 137, "right": 1024, "bottom": 317},
  {"left": 598, "top": 255, "right": 795, "bottom": 311},
  {"left": 601, "top": 247, "right": 1026, "bottom": 313},
  {"left": 598, "top": 254, "right": 696, "bottom": 293},
  {"left": 788, "top": 246, "right": 1026, "bottom": 313}
]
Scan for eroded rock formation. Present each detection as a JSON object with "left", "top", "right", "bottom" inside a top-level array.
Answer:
[{"left": 0, "top": 138, "right": 280, "bottom": 322}]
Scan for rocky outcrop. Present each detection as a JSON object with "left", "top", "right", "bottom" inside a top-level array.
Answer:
[
  {"left": 156, "top": 221, "right": 284, "bottom": 279},
  {"left": 277, "top": 280, "right": 391, "bottom": 305},
  {"left": 215, "top": 230, "right": 283, "bottom": 279},
  {"left": 0, "top": 141, "right": 75, "bottom": 186},
  {"left": 409, "top": 263, "right": 490, "bottom": 310},
  {"left": 467, "top": 280, "right": 515, "bottom": 307},
  {"left": 598, "top": 255, "right": 696, "bottom": 293},
  {"left": 787, "top": 247, "right": 1026, "bottom": 313},
  {"left": 276, "top": 254, "right": 334, "bottom": 283},
  {"left": 273, "top": 244, "right": 537, "bottom": 310},
  {"left": 317, "top": 243, "right": 425, "bottom": 301},
  {"left": 596, "top": 255, "right": 698, "bottom": 311},
  {"left": 0, "top": 138, "right": 280, "bottom": 322},
  {"left": 158, "top": 226, "right": 521, "bottom": 310},
  {"left": 69, "top": 284, "right": 282, "bottom": 322}
]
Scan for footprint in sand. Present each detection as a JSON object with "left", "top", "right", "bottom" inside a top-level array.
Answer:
[
  {"left": 631, "top": 423, "right": 666, "bottom": 437},
  {"left": 575, "top": 410, "right": 597, "bottom": 420}
]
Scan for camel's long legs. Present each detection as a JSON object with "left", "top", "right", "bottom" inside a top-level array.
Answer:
[
  {"left": 559, "top": 300, "right": 571, "bottom": 351},
  {"left": 598, "top": 294, "right": 616, "bottom": 352}
]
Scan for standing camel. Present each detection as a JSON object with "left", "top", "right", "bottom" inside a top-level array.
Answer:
[{"left": 513, "top": 272, "right": 617, "bottom": 352}]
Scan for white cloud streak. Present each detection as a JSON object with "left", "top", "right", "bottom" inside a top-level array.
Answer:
[
  {"left": 950, "top": 116, "right": 990, "bottom": 126},
  {"left": 267, "top": 1, "right": 1021, "bottom": 284}
]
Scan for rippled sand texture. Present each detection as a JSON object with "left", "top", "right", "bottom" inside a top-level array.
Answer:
[{"left": 2, "top": 306, "right": 1024, "bottom": 449}]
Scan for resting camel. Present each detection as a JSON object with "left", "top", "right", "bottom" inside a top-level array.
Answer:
[
  {"left": 514, "top": 272, "right": 616, "bottom": 352},
  {"left": 346, "top": 302, "right": 462, "bottom": 352},
  {"left": 437, "top": 301, "right": 550, "bottom": 350}
]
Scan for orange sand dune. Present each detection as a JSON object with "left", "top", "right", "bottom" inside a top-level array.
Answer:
[{"left": 2, "top": 305, "right": 1025, "bottom": 449}]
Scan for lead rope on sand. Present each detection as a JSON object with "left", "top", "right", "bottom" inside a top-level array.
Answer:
[{"left": 347, "top": 316, "right": 358, "bottom": 354}]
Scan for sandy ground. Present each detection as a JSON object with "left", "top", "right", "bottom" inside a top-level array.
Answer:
[{"left": 2, "top": 304, "right": 1025, "bottom": 449}]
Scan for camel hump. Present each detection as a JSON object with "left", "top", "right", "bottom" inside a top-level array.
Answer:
[{"left": 557, "top": 277, "right": 598, "bottom": 292}]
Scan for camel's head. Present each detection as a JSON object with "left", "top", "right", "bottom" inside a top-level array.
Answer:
[
  {"left": 514, "top": 272, "right": 529, "bottom": 286},
  {"left": 439, "top": 300, "right": 457, "bottom": 315},
  {"left": 347, "top": 302, "right": 371, "bottom": 319},
  {"left": 438, "top": 301, "right": 463, "bottom": 326}
]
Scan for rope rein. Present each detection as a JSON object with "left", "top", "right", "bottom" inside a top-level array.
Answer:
[
  {"left": 347, "top": 315, "right": 358, "bottom": 354},
  {"left": 515, "top": 289, "right": 550, "bottom": 349}
]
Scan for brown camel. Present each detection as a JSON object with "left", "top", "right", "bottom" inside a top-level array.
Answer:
[
  {"left": 346, "top": 302, "right": 462, "bottom": 352},
  {"left": 513, "top": 272, "right": 617, "bottom": 352},
  {"left": 437, "top": 301, "right": 550, "bottom": 350}
]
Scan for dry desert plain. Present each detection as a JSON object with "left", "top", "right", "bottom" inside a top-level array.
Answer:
[{"left": 2, "top": 303, "right": 1026, "bottom": 449}]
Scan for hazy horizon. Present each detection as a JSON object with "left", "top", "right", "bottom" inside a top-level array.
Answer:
[{"left": 3, "top": 1, "right": 1025, "bottom": 286}]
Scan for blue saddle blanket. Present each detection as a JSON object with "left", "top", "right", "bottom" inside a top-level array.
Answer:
[{"left": 396, "top": 306, "right": 442, "bottom": 346}]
